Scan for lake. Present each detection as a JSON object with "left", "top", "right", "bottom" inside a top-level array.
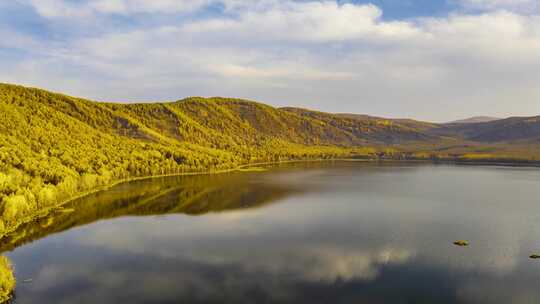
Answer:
[{"left": 3, "top": 161, "right": 540, "bottom": 304}]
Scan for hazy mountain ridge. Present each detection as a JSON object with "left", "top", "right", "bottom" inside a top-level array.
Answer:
[
  {"left": 334, "top": 112, "right": 540, "bottom": 144},
  {"left": 447, "top": 116, "right": 501, "bottom": 124},
  {"left": 333, "top": 112, "right": 439, "bottom": 133},
  {"left": 431, "top": 116, "right": 540, "bottom": 143}
]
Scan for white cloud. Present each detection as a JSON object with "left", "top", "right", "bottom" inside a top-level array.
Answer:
[
  {"left": 458, "top": 0, "right": 539, "bottom": 12},
  {"left": 23, "top": 0, "right": 288, "bottom": 19},
  {"left": 25, "top": 0, "right": 225, "bottom": 18},
  {"left": 181, "top": 2, "right": 420, "bottom": 42}
]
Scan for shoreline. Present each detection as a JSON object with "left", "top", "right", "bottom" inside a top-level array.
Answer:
[
  {"left": 3, "top": 157, "right": 540, "bottom": 241},
  {"left": 2, "top": 156, "right": 540, "bottom": 242}
]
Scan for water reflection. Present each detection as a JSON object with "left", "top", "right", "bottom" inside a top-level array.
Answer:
[
  {"left": 4, "top": 162, "right": 540, "bottom": 304},
  {"left": 0, "top": 172, "right": 302, "bottom": 252}
]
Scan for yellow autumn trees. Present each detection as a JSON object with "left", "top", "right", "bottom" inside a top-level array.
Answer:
[{"left": 0, "top": 256, "right": 15, "bottom": 302}]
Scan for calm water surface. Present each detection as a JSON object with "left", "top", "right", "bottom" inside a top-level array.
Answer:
[{"left": 3, "top": 162, "right": 540, "bottom": 303}]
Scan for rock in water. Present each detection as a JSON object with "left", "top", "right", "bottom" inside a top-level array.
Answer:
[{"left": 453, "top": 240, "right": 469, "bottom": 247}]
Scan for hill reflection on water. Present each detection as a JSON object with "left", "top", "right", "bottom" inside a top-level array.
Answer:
[{"left": 0, "top": 168, "right": 308, "bottom": 253}]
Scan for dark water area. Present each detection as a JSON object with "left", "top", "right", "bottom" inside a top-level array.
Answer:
[{"left": 3, "top": 162, "right": 540, "bottom": 303}]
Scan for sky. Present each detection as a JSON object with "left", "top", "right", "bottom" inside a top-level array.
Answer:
[{"left": 1, "top": 0, "right": 540, "bottom": 122}]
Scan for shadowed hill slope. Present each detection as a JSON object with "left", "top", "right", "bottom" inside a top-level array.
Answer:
[
  {"left": 447, "top": 116, "right": 501, "bottom": 124},
  {"left": 432, "top": 116, "right": 540, "bottom": 143},
  {"left": 336, "top": 110, "right": 540, "bottom": 144},
  {"left": 331, "top": 112, "right": 440, "bottom": 136},
  {"left": 282, "top": 107, "right": 439, "bottom": 143}
]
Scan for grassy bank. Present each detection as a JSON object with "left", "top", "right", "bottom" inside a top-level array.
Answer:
[
  {"left": 0, "top": 256, "right": 15, "bottom": 303},
  {"left": 0, "top": 166, "right": 235, "bottom": 240}
]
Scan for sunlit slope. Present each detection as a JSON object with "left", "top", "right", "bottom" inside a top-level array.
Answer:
[
  {"left": 104, "top": 98, "right": 438, "bottom": 147},
  {"left": 0, "top": 83, "right": 434, "bottom": 153},
  {"left": 0, "top": 84, "right": 241, "bottom": 178}
]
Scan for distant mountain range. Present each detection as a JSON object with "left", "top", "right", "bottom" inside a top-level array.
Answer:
[
  {"left": 447, "top": 116, "right": 501, "bottom": 124},
  {"left": 335, "top": 112, "right": 540, "bottom": 144},
  {"left": 430, "top": 116, "right": 540, "bottom": 143}
]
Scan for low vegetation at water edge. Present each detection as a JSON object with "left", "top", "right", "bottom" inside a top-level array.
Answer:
[{"left": 0, "top": 256, "right": 15, "bottom": 302}]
